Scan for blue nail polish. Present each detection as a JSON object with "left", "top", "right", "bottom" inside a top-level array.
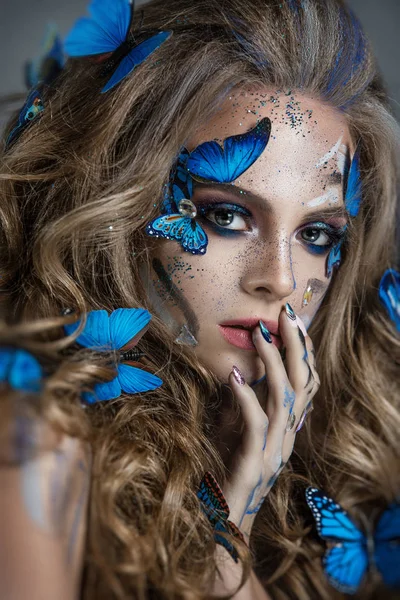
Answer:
[{"left": 259, "top": 320, "right": 272, "bottom": 343}]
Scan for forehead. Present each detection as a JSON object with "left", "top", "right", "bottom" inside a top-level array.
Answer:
[{"left": 187, "top": 89, "right": 353, "bottom": 208}]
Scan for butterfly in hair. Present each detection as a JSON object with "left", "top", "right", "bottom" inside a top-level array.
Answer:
[
  {"left": 378, "top": 268, "right": 400, "bottom": 332},
  {"left": 6, "top": 89, "right": 44, "bottom": 149},
  {"left": 64, "top": 308, "right": 162, "bottom": 403},
  {"left": 197, "top": 471, "right": 246, "bottom": 563},
  {"left": 0, "top": 348, "right": 43, "bottom": 393},
  {"left": 306, "top": 486, "right": 400, "bottom": 594},
  {"left": 64, "top": 0, "right": 172, "bottom": 93}
]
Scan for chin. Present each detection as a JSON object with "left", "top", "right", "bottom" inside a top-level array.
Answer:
[{"left": 195, "top": 347, "right": 265, "bottom": 386}]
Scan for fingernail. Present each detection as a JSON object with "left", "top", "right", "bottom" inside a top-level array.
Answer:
[
  {"left": 285, "top": 303, "right": 297, "bottom": 324},
  {"left": 232, "top": 365, "right": 245, "bottom": 385},
  {"left": 259, "top": 320, "right": 272, "bottom": 343}
]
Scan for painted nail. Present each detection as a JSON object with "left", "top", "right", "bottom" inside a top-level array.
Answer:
[
  {"left": 232, "top": 365, "right": 245, "bottom": 385},
  {"left": 285, "top": 303, "right": 296, "bottom": 322},
  {"left": 259, "top": 320, "right": 272, "bottom": 343}
]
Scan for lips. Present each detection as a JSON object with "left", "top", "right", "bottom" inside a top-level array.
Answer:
[{"left": 218, "top": 318, "right": 282, "bottom": 351}]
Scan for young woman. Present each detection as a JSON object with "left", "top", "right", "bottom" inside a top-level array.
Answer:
[{"left": 1, "top": 0, "right": 399, "bottom": 599}]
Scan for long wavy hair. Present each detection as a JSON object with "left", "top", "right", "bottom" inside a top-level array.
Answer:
[{"left": 1, "top": 0, "right": 399, "bottom": 598}]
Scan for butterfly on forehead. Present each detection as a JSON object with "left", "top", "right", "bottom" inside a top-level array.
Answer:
[
  {"left": 306, "top": 486, "right": 400, "bottom": 594},
  {"left": 64, "top": 0, "right": 172, "bottom": 93}
]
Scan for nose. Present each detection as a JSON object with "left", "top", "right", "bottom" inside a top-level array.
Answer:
[{"left": 240, "top": 237, "right": 296, "bottom": 301}]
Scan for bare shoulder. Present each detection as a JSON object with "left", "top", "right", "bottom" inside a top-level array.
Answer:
[{"left": 0, "top": 414, "right": 91, "bottom": 600}]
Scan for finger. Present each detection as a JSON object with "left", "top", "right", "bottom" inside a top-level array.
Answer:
[
  {"left": 251, "top": 323, "right": 289, "bottom": 417},
  {"left": 229, "top": 367, "right": 269, "bottom": 459},
  {"left": 279, "top": 303, "right": 310, "bottom": 392}
]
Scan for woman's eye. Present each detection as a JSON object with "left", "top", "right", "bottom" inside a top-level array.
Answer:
[
  {"left": 300, "top": 227, "right": 331, "bottom": 246},
  {"left": 199, "top": 205, "right": 249, "bottom": 231}
]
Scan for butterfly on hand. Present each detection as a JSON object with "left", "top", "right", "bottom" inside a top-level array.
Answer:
[
  {"left": 64, "top": 0, "right": 172, "bottom": 93},
  {"left": 306, "top": 486, "right": 400, "bottom": 594}
]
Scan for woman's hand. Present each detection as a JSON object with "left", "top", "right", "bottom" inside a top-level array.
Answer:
[{"left": 221, "top": 303, "right": 319, "bottom": 541}]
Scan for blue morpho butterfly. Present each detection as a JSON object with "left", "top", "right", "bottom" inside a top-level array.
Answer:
[
  {"left": 64, "top": 0, "right": 172, "bottom": 93},
  {"left": 146, "top": 117, "right": 272, "bottom": 255},
  {"left": 25, "top": 23, "right": 65, "bottom": 89},
  {"left": 379, "top": 268, "right": 400, "bottom": 332},
  {"left": 197, "top": 471, "right": 246, "bottom": 563},
  {"left": 0, "top": 348, "right": 43, "bottom": 393},
  {"left": 64, "top": 308, "right": 163, "bottom": 403},
  {"left": 325, "top": 146, "right": 361, "bottom": 277},
  {"left": 6, "top": 89, "right": 45, "bottom": 148},
  {"left": 306, "top": 487, "right": 400, "bottom": 594}
]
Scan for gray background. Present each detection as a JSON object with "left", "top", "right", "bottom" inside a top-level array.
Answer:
[{"left": 0, "top": 0, "right": 399, "bottom": 119}]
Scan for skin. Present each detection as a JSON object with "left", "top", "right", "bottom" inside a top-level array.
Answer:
[{"left": 147, "top": 88, "right": 352, "bottom": 385}]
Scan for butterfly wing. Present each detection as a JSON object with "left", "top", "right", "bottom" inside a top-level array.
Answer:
[
  {"left": 378, "top": 269, "right": 400, "bottom": 332},
  {"left": 344, "top": 144, "right": 362, "bottom": 217},
  {"left": 6, "top": 90, "right": 44, "bottom": 147},
  {"left": 187, "top": 117, "right": 271, "bottom": 183},
  {"left": 108, "top": 308, "right": 151, "bottom": 350},
  {"left": 374, "top": 502, "right": 400, "bottom": 588},
  {"left": 306, "top": 487, "right": 368, "bottom": 594},
  {"left": 179, "top": 219, "right": 208, "bottom": 254},
  {"left": 197, "top": 471, "right": 230, "bottom": 525},
  {"left": 323, "top": 542, "right": 369, "bottom": 594},
  {"left": 326, "top": 240, "right": 343, "bottom": 278},
  {"left": 0, "top": 348, "right": 42, "bottom": 393},
  {"left": 64, "top": 310, "right": 111, "bottom": 349},
  {"left": 101, "top": 31, "right": 172, "bottom": 92},
  {"left": 146, "top": 214, "right": 188, "bottom": 241},
  {"left": 117, "top": 364, "right": 163, "bottom": 394},
  {"left": 65, "top": 0, "right": 132, "bottom": 57}
]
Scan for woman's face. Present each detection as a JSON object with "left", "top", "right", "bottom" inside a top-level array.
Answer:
[{"left": 145, "top": 89, "right": 353, "bottom": 385}]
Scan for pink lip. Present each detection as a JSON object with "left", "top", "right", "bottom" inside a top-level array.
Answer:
[
  {"left": 218, "top": 321, "right": 282, "bottom": 351},
  {"left": 219, "top": 318, "right": 280, "bottom": 335}
]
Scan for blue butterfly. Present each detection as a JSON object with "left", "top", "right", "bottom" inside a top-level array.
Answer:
[
  {"left": 64, "top": 308, "right": 163, "bottom": 403},
  {"left": 197, "top": 471, "right": 246, "bottom": 563},
  {"left": 344, "top": 144, "right": 362, "bottom": 218},
  {"left": 306, "top": 486, "right": 400, "bottom": 594},
  {"left": 186, "top": 117, "right": 271, "bottom": 182},
  {"left": 326, "top": 239, "right": 343, "bottom": 278},
  {"left": 0, "top": 348, "right": 43, "bottom": 393},
  {"left": 146, "top": 118, "right": 271, "bottom": 255},
  {"left": 6, "top": 89, "right": 45, "bottom": 148},
  {"left": 25, "top": 23, "right": 65, "bottom": 89},
  {"left": 64, "top": 0, "right": 172, "bottom": 93},
  {"left": 379, "top": 269, "right": 400, "bottom": 332}
]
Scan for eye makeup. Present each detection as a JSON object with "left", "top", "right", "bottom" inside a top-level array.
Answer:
[
  {"left": 196, "top": 198, "right": 253, "bottom": 236},
  {"left": 297, "top": 221, "right": 347, "bottom": 255}
]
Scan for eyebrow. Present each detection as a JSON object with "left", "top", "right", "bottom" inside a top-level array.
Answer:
[{"left": 193, "top": 181, "right": 348, "bottom": 220}]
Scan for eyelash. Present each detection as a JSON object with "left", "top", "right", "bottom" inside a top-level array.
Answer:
[{"left": 196, "top": 200, "right": 346, "bottom": 251}]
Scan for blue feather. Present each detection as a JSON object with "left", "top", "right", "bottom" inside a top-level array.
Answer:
[
  {"left": 306, "top": 487, "right": 400, "bottom": 594},
  {"left": 186, "top": 117, "right": 271, "bottom": 183},
  {"left": 378, "top": 269, "right": 400, "bottom": 332}
]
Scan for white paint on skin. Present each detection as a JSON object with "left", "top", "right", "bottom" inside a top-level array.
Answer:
[
  {"left": 337, "top": 144, "right": 348, "bottom": 175},
  {"left": 315, "top": 135, "right": 342, "bottom": 168},
  {"left": 307, "top": 187, "right": 339, "bottom": 208}
]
